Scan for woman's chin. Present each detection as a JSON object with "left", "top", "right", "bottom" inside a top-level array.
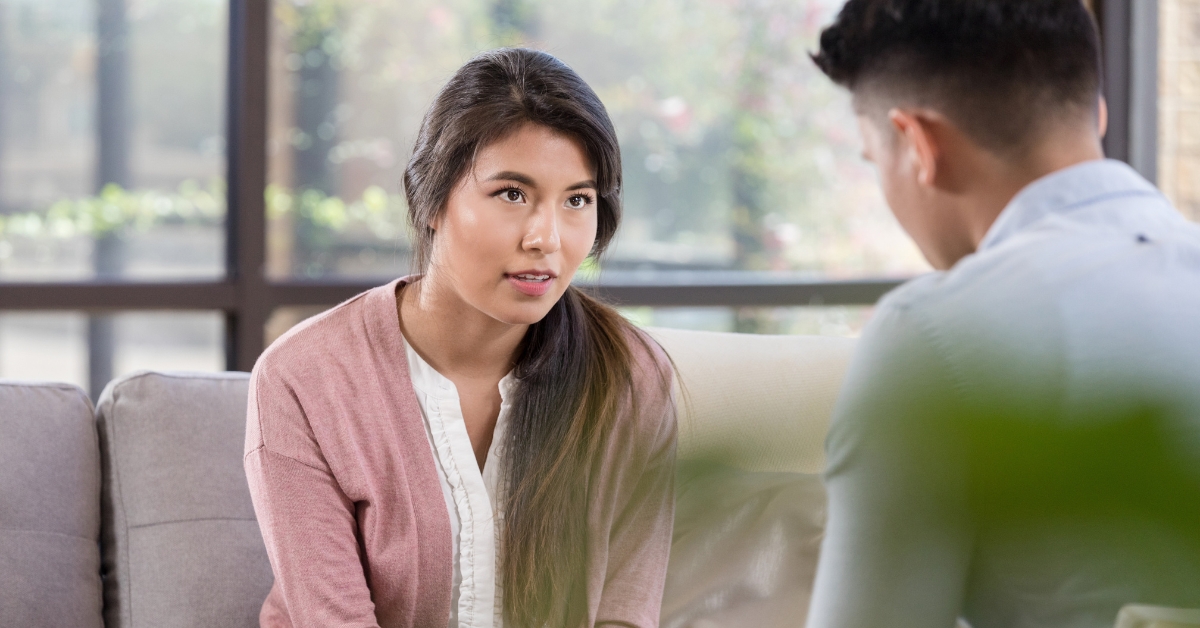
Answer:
[{"left": 485, "top": 294, "right": 565, "bottom": 326}]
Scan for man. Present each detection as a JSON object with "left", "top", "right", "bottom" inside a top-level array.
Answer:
[{"left": 806, "top": 2, "right": 1200, "bottom": 627}]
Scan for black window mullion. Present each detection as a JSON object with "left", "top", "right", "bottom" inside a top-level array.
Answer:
[
  {"left": 1097, "top": 0, "right": 1132, "bottom": 162},
  {"left": 1096, "top": 0, "right": 1159, "bottom": 180},
  {"left": 226, "top": 0, "right": 271, "bottom": 372}
]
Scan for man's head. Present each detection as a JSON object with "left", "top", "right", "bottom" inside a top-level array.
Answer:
[{"left": 813, "top": 0, "right": 1106, "bottom": 269}]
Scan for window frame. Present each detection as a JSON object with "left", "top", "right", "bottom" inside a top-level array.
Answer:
[{"left": 0, "top": 0, "right": 1151, "bottom": 373}]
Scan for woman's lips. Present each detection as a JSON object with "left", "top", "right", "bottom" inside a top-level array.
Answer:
[{"left": 506, "top": 273, "right": 555, "bottom": 297}]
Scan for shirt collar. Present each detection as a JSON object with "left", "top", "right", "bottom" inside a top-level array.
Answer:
[{"left": 978, "top": 159, "right": 1161, "bottom": 251}]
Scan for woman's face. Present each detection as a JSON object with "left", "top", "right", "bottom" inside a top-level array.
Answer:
[{"left": 427, "top": 123, "right": 600, "bottom": 326}]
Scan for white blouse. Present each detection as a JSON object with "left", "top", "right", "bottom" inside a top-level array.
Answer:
[{"left": 405, "top": 340, "right": 511, "bottom": 628}]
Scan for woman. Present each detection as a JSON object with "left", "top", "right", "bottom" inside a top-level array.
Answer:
[{"left": 245, "top": 48, "right": 677, "bottom": 628}]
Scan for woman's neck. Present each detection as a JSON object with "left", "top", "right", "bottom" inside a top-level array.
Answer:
[{"left": 397, "top": 273, "right": 527, "bottom": 381}]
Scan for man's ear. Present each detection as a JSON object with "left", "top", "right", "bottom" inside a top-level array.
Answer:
[
  {"left": 888, "top": 108, "right": 942, "bottom": 188},
  {"left": 1098, "top": 95, "right": 1109, "bottom": 139}
]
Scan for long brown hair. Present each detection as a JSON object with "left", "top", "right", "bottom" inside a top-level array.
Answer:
[{"left": 403, "top": 48, "right": 668, "bottom": 626}]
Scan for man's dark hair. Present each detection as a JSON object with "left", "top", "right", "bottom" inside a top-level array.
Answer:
[{"left": 812, "top": 0, "right": 1102, "bottom": 152}]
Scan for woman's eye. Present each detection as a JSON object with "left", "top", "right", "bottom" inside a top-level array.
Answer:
[
  {"left": 503, "top": 189, "right": 524, "bottom": 203},
  {"left": 567, "top": 194, "right": 592, "bottom": 209}
]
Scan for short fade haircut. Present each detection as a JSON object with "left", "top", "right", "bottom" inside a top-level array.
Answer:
[{"left": 812, "top": 0, "right": 1102, "bottom": 153}]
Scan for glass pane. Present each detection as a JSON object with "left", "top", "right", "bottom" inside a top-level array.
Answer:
[
  {"left": 0, "top": 310, "right": 224, "bottom": 396},
  {"left": 266, "top": 0, "right": 928, "bottom": 281},
  {"left": 1160, "top": 0, "right": 1200, "bottom": 222},
  {"left": 110, "top": 311, "right": 224, "bottom": 376},
  {"left": 0, "top": 312, "right": 88, "bottom": 386},
  {"left": 0, "top": 0, "right": 227, "bottom": 282}
]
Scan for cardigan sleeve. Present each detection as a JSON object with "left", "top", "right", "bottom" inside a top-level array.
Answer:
[
  {"left": 245, "top": 365, "right": 383, "bottom": 628},
  {"left": 594, "top": 338, "right": 679, "bottom": 628}
]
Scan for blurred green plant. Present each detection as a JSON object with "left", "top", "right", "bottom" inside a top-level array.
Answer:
[
  {"left": 265, "top": 183, "right": 409, "bottom": 242},
  {"left": 0, "top": 181, "right": 225, "bottom": 239},
  {"left": 274, "top": 0, "right": 348, "bottom": 52},
  {"left": 0, "top": 181, "right": 411, "bottom": 243}
]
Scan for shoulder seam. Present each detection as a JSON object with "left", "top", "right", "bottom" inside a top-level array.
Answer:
[{"left": 245, "top": 442, "right": 329, "bottom": 475}]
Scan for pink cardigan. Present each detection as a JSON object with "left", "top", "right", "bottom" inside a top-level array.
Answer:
[{"left": 244, "top": 278, "right": 677, "bottom": 628}]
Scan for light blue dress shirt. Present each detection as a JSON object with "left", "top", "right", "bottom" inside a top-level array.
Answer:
[{"left": 807, "top": 160, "right": 1200, "bottom": 628}]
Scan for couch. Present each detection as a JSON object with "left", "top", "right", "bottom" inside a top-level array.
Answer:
[{"left": 0, "top": 327, "right": 855, "bottom": 627}]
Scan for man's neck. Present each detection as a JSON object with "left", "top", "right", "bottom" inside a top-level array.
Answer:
[{"left": 963, "top": 129, "right": 1105, "bottom": 250}]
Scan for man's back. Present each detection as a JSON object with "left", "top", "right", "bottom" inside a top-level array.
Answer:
[{"left": 808, "top": 160, "right": 1200, "bottom": 628}]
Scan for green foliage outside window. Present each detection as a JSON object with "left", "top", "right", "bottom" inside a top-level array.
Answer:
[
  {"left": 0, "top": 182, "right": 224, "bottom": 239},
  {"left": 0, "top": 181, "right": 408, "bottom": 243}
]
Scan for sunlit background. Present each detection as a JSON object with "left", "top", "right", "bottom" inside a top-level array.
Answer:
[{"left": 0, "top": 0, "right": 1195, "bottom": 394}]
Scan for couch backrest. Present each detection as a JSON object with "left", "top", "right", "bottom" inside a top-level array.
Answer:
[
  {"left": 0, "top": 381, "right": 104, "bottom": 628},
  {"left": 97, "top": 371, "right": 272, "bottom": 628},
  {"left": 646, "top": 327, "right": 856, "bottom": 474}
]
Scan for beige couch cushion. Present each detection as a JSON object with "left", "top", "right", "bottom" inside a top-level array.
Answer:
[
  {"left": 97, "top": 371, "right": 272, "bottom": 628},
  {"left": 0, "top": 380, "right": 103, "bottom": 628},
  {"left": 647, "top": 328, "right": 855, "bottom": 627},
  {"left": 647, "top": 327, "right": 855, "bottom": 474}
]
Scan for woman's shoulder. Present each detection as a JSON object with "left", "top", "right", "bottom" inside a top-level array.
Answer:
[
  {"left": 245, "top": 281, "right": 415, "bottom": 462},
  {"left": 254, "top": 283, "right": 396, "bottom": 384},
  {"left": 254, "top": 301, "right": 361, "bottom": 385},
  {"left": 617, "top": 325, "right": 678, "bottom": 446},
  {"left": 622, "top": 326, "right": 673, "bottom": 386}
]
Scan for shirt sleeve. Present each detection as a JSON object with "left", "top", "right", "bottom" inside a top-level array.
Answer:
[
  {"left": 595, "top": 347, "right": 679, "bottom": 628},
  {"left": 805, "top": 303, "right": 974, "bottom": 628},
  {"left": 244, "top": 366, "right": 382, "bottom": 628}
]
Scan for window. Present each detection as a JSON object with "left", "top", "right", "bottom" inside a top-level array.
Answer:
[
  {"left": 1159, "top": 0, "right": 1200, "bottom": 221},
  {"left": 0, "top": 310, "right": 224, "bottom": 391},
  {"left": 0, "top": 0, "right": 228, "bottom": 282},
  {"left": 265, "top": 0, "right": 927, "bottom": 286},
  {"left": 1, "top": 0, "right": 229, "bottom": 393},
  {"left": 263, "top": 0, "right": 927, "bottom": 334},
  {"left": 0, "top": 0, "right": 1163, "bottom": 393}
]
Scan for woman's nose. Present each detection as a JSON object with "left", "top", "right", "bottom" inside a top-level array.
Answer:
[{"left": 521, "top": 204, "right": 561, "bottom": 254}]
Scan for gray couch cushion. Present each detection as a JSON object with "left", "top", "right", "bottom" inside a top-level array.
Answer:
[
  {"left": 0, "top": 380, "right": 103, "bottom": 628},
  {"left": 98, "top": 371, "right": 272, "bottom": 628}
]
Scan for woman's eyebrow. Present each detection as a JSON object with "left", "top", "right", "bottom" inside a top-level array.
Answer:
[
  {"left": 485, "top": 171, "right": 537, "bottom": 187},
  {"left": 484, "top": 171, "right": 597, "bottom": 192},
  {"left": 565, "top": 180, "right": 597, "bottom": 191}
]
